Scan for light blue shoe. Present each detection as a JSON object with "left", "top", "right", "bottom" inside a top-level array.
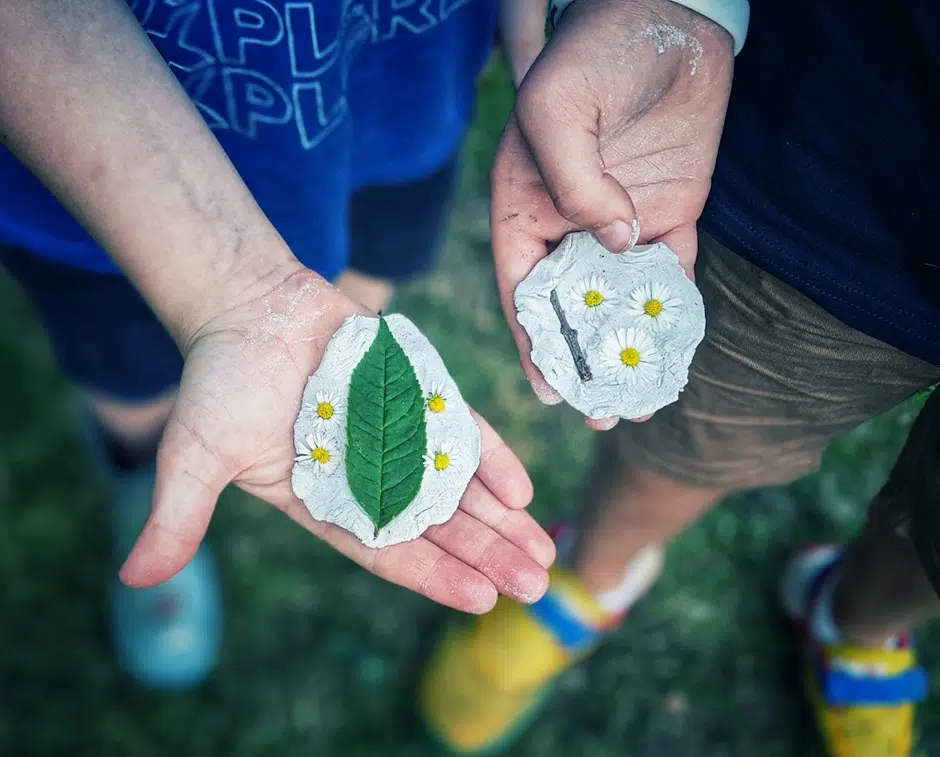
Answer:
[{"left": 108, "top": 468, "right": 223, "bottom": 691}]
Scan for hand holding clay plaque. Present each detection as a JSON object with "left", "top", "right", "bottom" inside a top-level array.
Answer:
[
  {"left": 291, "top": 314, "right": 482, "bottom": 547},
  {"left": 514, "top": 232, "right": 706, "bottom": 420}
]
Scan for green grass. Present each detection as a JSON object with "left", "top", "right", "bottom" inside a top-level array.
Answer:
[{"left": 2, "top": 59, "right": 938, "bottom": 756}]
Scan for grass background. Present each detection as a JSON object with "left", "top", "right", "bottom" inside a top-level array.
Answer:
[{"left": 2, "top": 59, "right": 937, "bottom": 756}]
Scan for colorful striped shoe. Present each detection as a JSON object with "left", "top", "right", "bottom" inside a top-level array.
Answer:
[
  {"left": 780, "top": 546, "right": 928, "bottom": 757},
  {"left": 419, "top": 563, "right": 624, "bottom": 755}
]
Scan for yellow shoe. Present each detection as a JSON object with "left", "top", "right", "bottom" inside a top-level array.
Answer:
[
  {"left": 780, "top": 546, "right": 928, "bottom": 757},
  {"left": 419, "top": 565, "right": 624, "bottom": 755}
]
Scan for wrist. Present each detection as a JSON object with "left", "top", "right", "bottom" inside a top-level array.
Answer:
[
  {"left": 172, "top": 238, "right": 306, "bottom": 353},
  {"left": 549, "top": 0, "right": 749, "bottom": 54}
]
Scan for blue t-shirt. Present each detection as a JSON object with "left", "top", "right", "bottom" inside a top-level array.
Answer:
[
  {"left": 0, "top": 0, "right": 496, "bottom": 280},
  {"left": 701, "top": 0, "right": 940, "bottom": 365}
]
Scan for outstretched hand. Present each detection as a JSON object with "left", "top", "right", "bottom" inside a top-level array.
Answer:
[
  {"left": 492, "top": 0, "right": 734, "bottom": 428},
  {"left": 118, "top": 265, "right": 555, "bottom": 614}
]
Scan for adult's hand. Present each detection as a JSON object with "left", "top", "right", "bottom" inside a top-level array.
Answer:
[
  {"left": 492, "top": 0, "right": 734, "bottom": 427},
  {"left": 119, "top": 264, "right": 555, "bottom": 614}
]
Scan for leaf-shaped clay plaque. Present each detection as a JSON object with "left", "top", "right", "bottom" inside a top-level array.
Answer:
[
  {"left": 346, "top": 318, "right": 427, "bottom": 534},
  {"left": 291, "top": 314, "right": 482, "bottom": 548}
]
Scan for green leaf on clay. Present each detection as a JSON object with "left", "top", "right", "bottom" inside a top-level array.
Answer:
[{"left": 346, "top": 318, "right": 427, "bottom": 533}]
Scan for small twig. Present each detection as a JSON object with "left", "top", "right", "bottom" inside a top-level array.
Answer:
[{"left": 549, "top": 289, "right": 592, "bottom": 381}]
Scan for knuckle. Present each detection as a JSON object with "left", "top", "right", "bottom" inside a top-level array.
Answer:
[{"left": 550, "top": 185, "right": 592, "bottom": 221}]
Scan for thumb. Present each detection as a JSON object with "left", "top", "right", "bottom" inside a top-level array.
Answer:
[
  {"left": 118, "top": 420, "right": 230, "bottom": 588},
  {"left": 515, "top": 80, "right": 639, "bottom": 252}
]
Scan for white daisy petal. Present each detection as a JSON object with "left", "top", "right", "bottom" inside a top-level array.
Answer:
[
  {"left": 601, "top": 327, "right": 662, "bottom": 384},
  {"left": 626, "top": 281, "right": 683, "bottom": 331},
  {"left": 426, "top": 381, "right": 451, "bottom": 414},
  {"left": 295, "top": 429, "right": 339, "bottom": 477},
  {"left": 306, "top": 389, "right": 343, "bottom": 426},
  {"left": 425, "top": 438, "right": 458, "bottom": 473},
  {"left": 570, "top": 274, "right": 617, "bottom": 319}
]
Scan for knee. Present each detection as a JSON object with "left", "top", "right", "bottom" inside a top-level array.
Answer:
[
  {"left": 82, "top": 389, "right": 177, "bottom": 444},
  {"left": 608, "top": 462, "right": 726, "bottom": 533}
]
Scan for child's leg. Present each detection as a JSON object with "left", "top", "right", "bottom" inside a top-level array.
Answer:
[
  {"left": 82, "top": 388, "right": 176, "bottom": 462},
  {"left": 335, "top": 271, "right": 394, "bottom": 314},
  {"left": 341, "top": 158, "right": 459, "bottom": 312},
  {"left": 2, "top": 247, "right": 221, "bottom": 691},
  {"left": 775, "top": 391, "right": 940, "bottom": 757},
  {"left": 568, "top": 234, "right": 940, "bottom": 607},
  {"left": 572, "top": 445, "right": 724, "bottom": 596},
  {"left": 420, "top": 232, "right": 940, "bottom": 756},
  {"left": 833, "top": 387, "right": 940, "bottom": 646}
]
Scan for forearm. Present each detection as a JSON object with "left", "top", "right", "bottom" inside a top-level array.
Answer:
[
  {"left": 0, "top": 0, "right": 300, "bottom": 345},
  {"left": 499, "top": 0, "right": 548, "bottom": 87}
]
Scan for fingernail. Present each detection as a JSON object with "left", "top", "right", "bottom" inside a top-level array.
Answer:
[
  {"left": 595, "top": 218, "right": 640, "bottom": 253},
  {"left": 532, "top": 380, "right": 563, "bottom": 405},
  {"left": 587, "top": 416, "right": 619, "bottom": 431}
]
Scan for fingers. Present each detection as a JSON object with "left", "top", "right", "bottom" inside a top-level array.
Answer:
[
  {"left": 515, "top": 77, "right": 639, "bottom": 252},
  {"left": 266, "top": 498, "right": 501, "bottom": 613},
  {"left": 490, "top": 122, "right": 568, "bottom": 406},
  {"left": 471, "top": 409, "right": 533, "bottom": 509},
  {"left": 586, "top": 416, "right": 620, "bottom": 431},
  {"left": 457, "top": 477, "right": 555, "bottom": 569},
  {"left": 264, "top": 472, "right": 551, "bottom": 612},
  {"left": 369, "top": 538, "right": 500, "bottom": 614},
  {"left": 503, "top": 289, "right": 564, "bottom": 407},
  {"left": 257, "top": 409, "right": 552, "bottom": 612},
  {"left": 508, "top": 316, "right": 564, "bottom": 407},
  {"left": 119, "top": 418, "right": 230, "bottom": 588},
  {"left": 424, "top": 510, "right": 550, "bottom": 604}
]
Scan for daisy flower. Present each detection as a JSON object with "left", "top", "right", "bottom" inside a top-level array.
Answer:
[
  {"left": 570, "top": 274, "right": 617, "bottom": 318},
  {"left": 295, "top": 431, "right": 339, "bottom": 477},
  {"left": 425, "top": 382, "right": 451, "bottom": 415},
  {"left": 306, "top": 389, "right": 343, "bottom": 427},
  {"left": 601, "top": 327, "right": 661, "bottom": 385},
  {"left": 425, "top": 439, "right": 458, "bottom": 473},
  {"left": 626, "top": 281, "right": 682, "bottom": 330}
]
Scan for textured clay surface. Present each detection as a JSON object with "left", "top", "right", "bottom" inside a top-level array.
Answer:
[
  {"left": 291, "top": 314, "right": 482, "bottom": 547},
  {"left": 514, "top": 233, "right": 705, "bottom": 420}
]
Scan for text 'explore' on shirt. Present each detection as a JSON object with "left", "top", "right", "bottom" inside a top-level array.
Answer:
[{"left": 0, "top": 0, "right": 497, "bottom": 280}]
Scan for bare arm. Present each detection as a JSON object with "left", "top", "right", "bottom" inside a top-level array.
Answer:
[
  {"left": 498, "top": 0, "right": 548, "bottom": 87},
  {"left": 0, "top": 0, "right": 301, "bottom": 345},
  {"left": 0, "top": 1, "right": 554, "bottom": 610}
]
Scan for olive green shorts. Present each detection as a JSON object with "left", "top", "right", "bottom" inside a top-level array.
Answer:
[{"left": 615, "top": 233, "right": 940, "bottom": 491}]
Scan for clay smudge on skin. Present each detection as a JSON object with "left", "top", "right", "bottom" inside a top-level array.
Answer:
[
  {"left": 238, "top": 278, "right": 330, "bottom": 393},
  {"left": 645, "top": 24, "right": 704, "bottom": 75}
]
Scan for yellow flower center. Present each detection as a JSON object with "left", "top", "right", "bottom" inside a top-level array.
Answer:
[
  {"left": 427, "top": 394, "right": 446, "bottom": 414},
  {"left": 620, "top": 347, "right": 641, "bottom": 367},
  {"left": 316, "top": 401, "right": 335, "bottom": 420},
  {"left": 311, "top": 447, "right": 331, "bottom": 464},
  {"left": 584, "top": 289, "right": 604, "bottom": 308},
  {"left": 643, "top": 298, "right": 664, "bottom": 317},
  {"left": 434, "top": 453, "right": 451, "bottom": 471}
]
